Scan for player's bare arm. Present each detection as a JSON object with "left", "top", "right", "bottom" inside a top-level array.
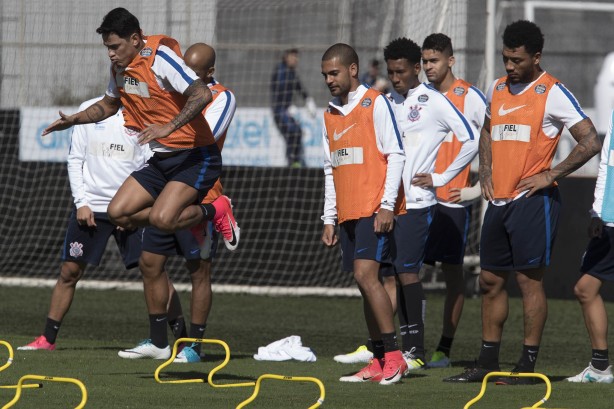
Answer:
[
  {"left": 321, "top": 224, "right": 338, "bottom": 247},
  {"left": 478, "top": 115, "right": 494, "bottom": 201},
  {"left": 517, "top": 118, "right": 601, "bottom": 197},
  {"left": 374, "top": 208, "right": 394, "bottom": 233},
  {"left": 137, "top": 79, "right": 212, "bottom": 145},
  {"left": 42, "top": 95, "right": 120, "bottom": 136}
]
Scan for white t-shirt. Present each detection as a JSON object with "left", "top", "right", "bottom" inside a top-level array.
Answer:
[{"left": 389, "top": 83, "right": 478, "bottom": 209}]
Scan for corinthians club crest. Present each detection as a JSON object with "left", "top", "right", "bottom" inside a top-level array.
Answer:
[{"left": 408, "top": 105, "right": 421, "bottom": 122}]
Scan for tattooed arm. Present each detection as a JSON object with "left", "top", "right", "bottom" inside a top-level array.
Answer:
[
  {"left": 137, "top": 79, "right": 212, "bottom": 145},
  {"left": 478, "top": 115, "right": 495, "bottom": 201},
  {"left": 42, "top": 95, "right": 120, "bottom": 136},
  {"left": 516, "top": 117, "right": 601, "bottom": 197}
]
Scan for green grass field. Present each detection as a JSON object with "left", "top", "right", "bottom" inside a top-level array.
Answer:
[{"left": 2, "top": 286, "right": 614, "bottom": 408}]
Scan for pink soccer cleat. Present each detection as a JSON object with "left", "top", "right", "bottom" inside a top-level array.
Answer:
[
  {"left": 17, "top": 335, "right": 56, "bottom": 351},
  {"left": 211, "top": 195, "right": 240, "bottom": 251}
]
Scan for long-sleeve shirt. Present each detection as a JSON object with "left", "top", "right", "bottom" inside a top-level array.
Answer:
[{"left": 271, "top": 61, "right": 307, "bottom": 111}]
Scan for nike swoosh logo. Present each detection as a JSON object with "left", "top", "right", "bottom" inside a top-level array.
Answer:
[
  {"left": 356, "top": 247, "right": 368, "bottom": 254},
  {"left": 383, "top": 368, "right": 401, "bottom": 381},
  {"left": 527, "top": 257, "right": 541, "bottom": 264},
  {"left": 498, "top": 104, "right": 526, "bottom": 116},
  {"left": 227, "top": 215, "right": 238, "bottom": 247},
  {"left": 190, "top": 249, "right": 200, "bottom": 254},
  {"left": 362, "top": 374, "right": 377, "bottom": 381},
  {"left": 333, "top": 123, "right": 357, "bottom": 141},
  {"left": 155, "top": 317, "right": 167, "bottom": 322}
]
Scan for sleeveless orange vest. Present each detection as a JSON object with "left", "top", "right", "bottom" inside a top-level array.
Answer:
[
  {"left": 490, "top": 73, "right": 560, "bottom": 198},
  {"left": 114, "top": 35, "right": 215, "bottom": 149},
  {"left": 434, "top": 78, "right": 472, "bottom": 202}
]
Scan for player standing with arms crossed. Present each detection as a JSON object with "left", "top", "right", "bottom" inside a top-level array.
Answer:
[{"left": 321, "top": 43, "right": 407, "bottom": 385}]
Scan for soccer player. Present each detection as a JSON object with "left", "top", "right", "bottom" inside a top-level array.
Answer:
[
  {"left": 445, "top": 20, "right": 601, "bottom": 384},
  {"left": 566, "top": 111, "right": 614, "bottom": 384},
  {"left": 118, "top": 43, "right": 236, "bottom": 361},
  {"left": 320, "top": 43, "right": 407, "bottom": 385},
  {"left": 420, "top": 33, "right": 487, "bottom": 368},
  {"left": 384, "top": 37, "right": 477, "bottom": 372},
  {"left": 42, "top": 8, "right": 239, "bottom": 250},
  {"left": 18, "top": 98, "right": 151, "bottom": 351},
  {"left": 271, "top": 48, "right": 317, "bottom": 167}
]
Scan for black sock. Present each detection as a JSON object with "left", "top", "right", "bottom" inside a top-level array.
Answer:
[
  {"left": 372, "top": 340, "right": 385, "bottom": 360},
  {"left": 400, "top": 282, "right": 426, "bottom": 359},
  {"left": 366, "top": 338, "right": 373, "bottom": 352},
  {"left": 149, "top": 314, "right": 168, "bottom": 349},
  {"left": 592, "top": 349, "right": 610, "bottom": 371},
  {"left": 381, "top": 332, "right": 399, "bottom": 353},
  {"left": 43, "top": 318, "right": 61, "bottom": 344},
  {"left": 477, "top": 340, "right": 501, "bottom": 370},
  {"left": 168, "top": 316, "right": 187, "bottom": 340},
  {"left": 200, "top": 204, "right": 216, "bottom": 221},
  {"left": 516, "top": 344, "right": 539, "bottom": 372},
  {"left": 188, "top": 323, "right": 207, "bottom": 354},
  {"left": 437, "top": 335, "right": 454, "bottom": 357}
]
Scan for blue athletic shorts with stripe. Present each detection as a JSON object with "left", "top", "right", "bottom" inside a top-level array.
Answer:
[
  {"left": 62, "top": 210, "right": 142, "bottom": 268},
  {"left": 480, "top": 187, "right": 561, "bottom": 271},
  {"left": 339, "top": 214, "right": 392, "bottom": 273},
  {"left": 424, "top": 203, "right": 471, "bottom": 265},
  {"left": 391, "top": 206, "right": 434, "bottom": 275},
  {"left": 580, "top": 225, "right": 614, "bottom": 281},
  {"left": 142, "top": 222, "right": 219, "bottom": 261},
  {"left": 131, "top": 145, "right": 222, "bottom": 203}
]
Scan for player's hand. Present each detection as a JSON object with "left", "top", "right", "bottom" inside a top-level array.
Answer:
[
  {"left": 321, "top": 224, "right": 338, "bottom": 247},
  {"left": 374, "top": 209, "right": 394, "bottom": 233},
  {"left": 479, "top": 166, "right": 494, "bottom": 201},
  {"left": 448, "top": 188, "right": 462, "bottom": 203},
  {"left": 306, "top": 97, "right": 317, "bottom": 118},
  {"left": 76, "top": 206, "right": 96, "bottom": 227},
  {"left": 588, "top": 217, "right": 603, "bottom": 238},
  {"left": 42, "top": 111, "right": 75, "bottom": 136},
  {"left": 516, "top": 171, "right": 554, "bottom": 198},
  {"left": 411, "top": 173, "right": 434, "bottom": 188},
  {"left": 138, "top": 123, "right": 173, "bottom": 145}
]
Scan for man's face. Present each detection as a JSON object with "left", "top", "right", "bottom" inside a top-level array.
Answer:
[
  {"left": 321, "top": 57, "right": 355, "bottom": 98},
  {"left": 502, "top": 45, "right": 540, "bottom": 84},
  {"left": 421, "top": 49, "right": 453, "bottom": 85},
  {"left": 103, "top": 33, "right": 140, "bottom": 69},
  {"left": 386, "top": 58, "right": 420, "bottom": 95},
  {"left": 285, "top": 52, "right": 299, "bottom": 68}
]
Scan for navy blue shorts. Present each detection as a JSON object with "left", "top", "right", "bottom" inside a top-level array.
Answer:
[
  {"left": 424, "top": 204, "right": 471, "bottom": 265},
  {"left": 142, "top": 222, "right": 219, "bottom": 261},
  {"left": 339, "top": 214, "right": 392, "bottom": 273},
  {"left": 392, "top": 206, "right": 434, "bottom": 274},
  {"left": 480, "top": 187, "right": 561, "bottom": 271},
  {"left": 131, "top": 145, "right": 222, "bottom": 203},
  {"left": 580, "top": 225, "right": 614, "bottom": 281},
  {"left": 62, "top": 210, "right": 142, "bottom": 268}
]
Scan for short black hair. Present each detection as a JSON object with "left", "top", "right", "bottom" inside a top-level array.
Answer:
[
  {"left": 96, "top": 8, "right": 141, "bottom": 39},
  {"left": 422, "top": 33, "right": 453, "bottom": 56},
  {"left": 502, "top": 20, "right": 544, "bottom": 54},
  {"left": 322, "top": 43, "right": 359, "bottom": 68},
  {"left": 384, "top": 37, "right": 421, "bottom": 65}
]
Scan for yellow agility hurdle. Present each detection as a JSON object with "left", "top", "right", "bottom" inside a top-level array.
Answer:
[
  {"left": 154, "top": 337, "right": 255, "bottom": 387},
  {"left": 1, "top": 375, "right": 87, "bottom": 409},
  {"left": 236, "top": 374, "right": 325, "bottom": 409},
  {"left": 464, "top": 371, "right": 569, "bottom": 409},
  {"left": 0, "top": 340, "right": 41, "bottom": 390}
]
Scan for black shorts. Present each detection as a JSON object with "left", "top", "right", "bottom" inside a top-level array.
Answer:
[
  {"left": 480, "top": 187, "right": 561, "bottom": 271},
  {"left": 142, "top": 222, "right": 219, "bottom": 261},
  {"left": 62, "top": 210, "right": 142, "bottom": 268},
  {"left": 131, "top": 145, "right": 222, "bottom": 203},
  {"left": 424, "top": 203, "right": 471, "bottom": 265},
  {"left": 339, "top": 214, "right": 392, "bottom": 273},
  {"left": 392, "top": 206, "right": 434, "bottom": 274},
  {"left": 581, "top": 225, "right": 614, "bottom": 281}
]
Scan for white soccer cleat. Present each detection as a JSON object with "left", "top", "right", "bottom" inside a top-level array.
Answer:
[
  {"left": 334, "top": 345, "right": 373, "bottom": 364},
  {"left": 566, "top": 363, "right": 614, "bottom": 383},
  {"left": 118, "top": 339, "right": 171, "bottom": 360},
  {"left": 402, "top": 350, "right": 425, "bottom": 375}
]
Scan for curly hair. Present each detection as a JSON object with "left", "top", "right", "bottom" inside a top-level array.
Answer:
[
  {"left": 502, "top": 20, "right": 544, "bottom": 55},
  {"left": 422, "top": 33, "right": 453, "bottom": 56},
  {"left": 383, "top": 37, "right": 421, "bottom": 65}
]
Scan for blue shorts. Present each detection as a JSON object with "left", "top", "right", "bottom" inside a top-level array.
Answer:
[
  {"left": 131, "top": 145, "right": 222, "bottom": 203},
  {"left": 480, "top": 187, "right": 561, "bottom": 271},
  {"left": 580, "top": 225, "right": 614, "bottom": 281},
  {"left": 142, "top": 222, "right": 219, "bottom": 261},
  {"left": 424, "top": 204, "right": 471, "bottom": 265},
  {"left": 393, "top": 207, "right": 434, "bottom": 274},
  {"left": 62, "top": 210, "right": 142, "bottom": 268},
  {"left": 339, "top": 215, "right": 392, "bottom": 273}
]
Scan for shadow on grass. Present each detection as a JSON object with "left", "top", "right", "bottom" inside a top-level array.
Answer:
[{"left": 142, "top": 370, "right": 255, "bottom": 382}]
